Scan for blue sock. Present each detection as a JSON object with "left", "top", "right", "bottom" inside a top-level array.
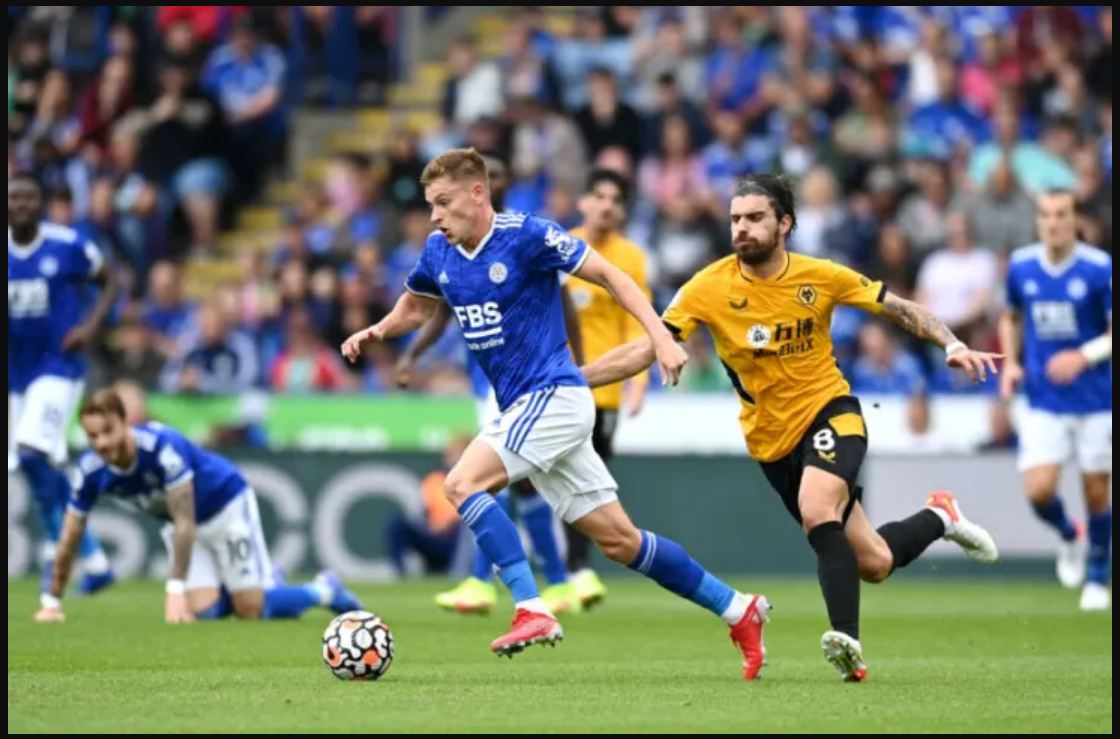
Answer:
[
  {"left": 20, "top": 451, "right": 66, "bottom": 541},
  {"left": 465, "top": 490, "right": 515, "bottom": 581},
  {"left": 516, "top": 492, "right": 567, "bottom": 585},
  {"left": 263, "top": 584, "right": 322, "bottom": 619},
  {"left": 196, "top": 588, "right": 233, "bottom": 620},
  {"left": 1087, "top": 508, "right": 1112, "bottom": 585},
  {"left": 459, "top": 492, "right": 538, "bottom": 602},
  {"left": 628, "top": 530, "right": 735, "bottom": 617},
  {"left": 1031, "top": 496, "right": 1077, "bottom": 541}
]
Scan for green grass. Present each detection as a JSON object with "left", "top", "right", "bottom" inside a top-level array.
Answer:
[{"left": 7, "top": 577, "right": 1112, "bottom": 733}]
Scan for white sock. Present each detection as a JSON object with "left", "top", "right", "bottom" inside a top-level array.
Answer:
[
  {"left": 515, "top": 597, "right": 551, "bottom": 616},
  {"left": 311, "top": 582, "right": 333, "bottom": 606},
  {"left": 927, "top": 505, "right": 953, "bottom": 532},
  {"left": 81, "top": 550, "right": 111, "bottom": 575},
  {"left": 720, "top": 592, "right": 750, "bottom": 626}
]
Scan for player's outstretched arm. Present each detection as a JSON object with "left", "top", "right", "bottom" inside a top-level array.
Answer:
[
  {"left": 581, "top": 336, "right": 656, "bottom": 388},
  {"left": 574, "top": 251, "right": 687, "bottom": 385},
  {"left": 395, "top": 303, "right": 453, "bottom": 387},
  {"left": 34, "top": 509, "right": 88, "bottom": 622},
  {"left": 165, "top": 481, "right": 197, "bottom": 624},
  {"left": 881, "top": 291, "right": 1003, "bottom": 384},
  {"left": 342, "top": 292, "right": 441, "bottom": 363}
]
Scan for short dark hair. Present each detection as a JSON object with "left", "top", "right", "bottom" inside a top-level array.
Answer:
[
  {"left": 80, "top": 389, "right": 127, "bottom": 421},
  {"left": 47, "top": 185, "right": 73, "bottom": 203},
  {"left": 586, "top": 168, "right": 631, "bottom": 202},
  {"left": 734, "top": 174, "right": 797, "bottom": 233}
]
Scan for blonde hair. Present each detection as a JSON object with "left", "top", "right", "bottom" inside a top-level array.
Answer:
[{"left": 420, "top": 147, "right": 489, "bottom": 188}]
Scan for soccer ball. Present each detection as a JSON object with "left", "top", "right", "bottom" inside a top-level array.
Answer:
[{"left": 322, "top": 610, "right": 394, "bottom": 681}]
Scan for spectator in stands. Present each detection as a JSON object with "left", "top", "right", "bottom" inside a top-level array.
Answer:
[
  {"left": 143, "top": 261, "right": 197, "bottom": 358},
  {"left": 269, "top": 306, "right": 354, "bottom": 392},
  {"left": 1074, "top": 146, "right": 1112, "bottom": 252},
  {"left": 958, "top": 158, "right": 1036, "bottom": 255},
  {"left": 89, "top": 312, "right": 166, "bottom": 391},
  {"left": 204, "top": 16, "right": 287, "bottom": 201},
  {"left": 385, "top": 436, "right": 468, "bottom": 577},
  {"left": 897, "top": 159, "right": 954, "bottom": 257},
  {"left": 641, "top": 71, "right": 709, "bottom": 159},
  {"left": 575, "top": 67, "right": 642, "bottom": 165},
  {"left": 868, "top": 223, "right": 918, "bottom": 300},
  {"left": 139, "top": 59, "right": 230, "bottom": 256},
  {"left": 638, "top": 114, "right": 713, "bottom": 289},
  {"left": 969, "top": 97, "right": 1076, "bottom": 194},
  {"left": 915, "top": 212, "right": 998, "bottom": 349},
  {"left": 161, "top": 299, "right": 259, "bottom": 394},
  {"left": 849, "top": 322, "right": 926, "bottom": 396},
  {"left": 442, "top": 35, "right": 504, "bottom": 128}
]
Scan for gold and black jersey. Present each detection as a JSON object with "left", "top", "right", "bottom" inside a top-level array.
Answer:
[{"left": 662, "top": 251, "right": 885, "bottom": 462}]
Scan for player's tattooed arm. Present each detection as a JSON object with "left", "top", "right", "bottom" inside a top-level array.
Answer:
[
  {"left": 166, "top": 481, "right": 196, "bottom": 582},
  {"left": 881, "top": 292, "right": 958, "bottom": 347},
  {"left": 49, "top": 509, "right": 88, "bottom": 599},
  {"left": 881, "top": 292, "right": 1003, "bottom": 383}
]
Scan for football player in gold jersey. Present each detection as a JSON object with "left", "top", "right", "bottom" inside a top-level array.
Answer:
[
  {"left": 564, "top": 169, "right": 651, "bottom": 608},
  {"left": 582, "top": 174, "right": 1003, "bottom": 681}
]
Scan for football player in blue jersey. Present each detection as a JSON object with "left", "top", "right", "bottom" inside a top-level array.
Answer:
[
  {"left": 9, "top": 173, "right": 117, "bottom": 596},
  {"left": 33, "top": 389, "right": 362, "bottom": 624},
  {"left": 343, "top": 149, "right": 771, "bottom": 679},
  {"left": 396, "top": 153, "right": 587, "bottom": 616},
  {"left": 1000, "top": 189, "right": 1112, "bottom": 611}
]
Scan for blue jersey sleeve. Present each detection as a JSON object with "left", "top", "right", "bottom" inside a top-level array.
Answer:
[
  {"left": 67, "top": 455, "right": 101, "bottom": 516},
  {"left": 157, "top": 431, "right": 195, "bottom": 489},
  {"left": 522, "top": 216, "right": 590, "bottom": 274},
  {"left": 1097, "top": 259, "right": 1112, "bottom": 320},
  {"left": 66, "top": 239, "right": 104, "bottom": 280},
  {"left": 404, "top": 235, "right": 444, "bottom": 299}
]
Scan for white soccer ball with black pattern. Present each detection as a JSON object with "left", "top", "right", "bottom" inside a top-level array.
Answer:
[{"left": 322, "top": 610, "right": 394, "bottom": 680}]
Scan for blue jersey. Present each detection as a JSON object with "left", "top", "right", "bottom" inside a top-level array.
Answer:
[
  {"left": 8, "top": 222, "right": 103, "bottom": 392},
  {"left": 406, "top": 213, "right": 589, "bottom": 411},
  {"left": 466, "top": 354, "right": 491, "bottom": 401},
  {"left": 69, "top": 422, "right": 247, "bottom": 524},
  {"left": 1006, "top": 243, "right": 1112, "bottom": 414}
]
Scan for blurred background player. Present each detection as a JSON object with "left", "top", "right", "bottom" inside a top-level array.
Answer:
[
  {"left": 8, "top": 173, "right": 118, "bottom": 597},
  {"left": 564, "top": 168, "right": 651, "bottom": 609},
  {"left": 1000, "top": 190, "right": 1112, "bottom": 611},
  {"left": 34, "top": 388, "right": 362, "bottom": 623},
  {"left": 385, "top": 435, "right": 467, "bottom": 578},
  {"left": 396, "top": 153, "right": 584, "bottom": 615}
]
